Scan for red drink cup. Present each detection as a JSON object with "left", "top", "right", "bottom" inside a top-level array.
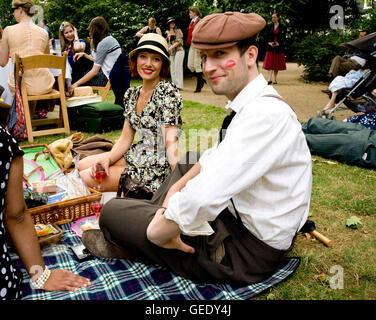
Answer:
[{"left": 91, "top": 202, "right": 104, "bottom": 218}]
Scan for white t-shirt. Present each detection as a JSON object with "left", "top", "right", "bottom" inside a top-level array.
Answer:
[
  {"left": 164, "top": 74, "right": 312, "bottom": 250},
  {"left": 93, "top": 35, "right": 121, "bottom": 79}
]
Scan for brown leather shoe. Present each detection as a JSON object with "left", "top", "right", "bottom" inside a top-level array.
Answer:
[{"left": 82, "top": 230, "right": 132, "bottom": 260}]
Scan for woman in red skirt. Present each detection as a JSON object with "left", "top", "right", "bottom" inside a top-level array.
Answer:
[{"left": 263, "top": 12, "right": 286, "bottom": 85}]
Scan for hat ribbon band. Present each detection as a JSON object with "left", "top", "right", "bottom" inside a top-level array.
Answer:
[{"left": 137, "top": 40, "right": 169, "bottom": 57}]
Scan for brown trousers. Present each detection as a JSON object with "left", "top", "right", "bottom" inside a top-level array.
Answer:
[
  {"left": 329, "top": 56, "right": 362, "bottom": 78},
  {"left": 100, "top": 152, "right": 293, "bottom": 285}
]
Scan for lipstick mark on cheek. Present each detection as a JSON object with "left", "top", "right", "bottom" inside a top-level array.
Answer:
[{"left": 225, "top": 59, "right": 237, "bottom": 68}]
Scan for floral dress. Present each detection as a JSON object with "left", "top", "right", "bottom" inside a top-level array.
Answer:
[
  {"left": 0, "top": 125, "right": 24, "bottom": 300},
  {"left": 121, "top": 80, "right": 182, "bottom": 193}
]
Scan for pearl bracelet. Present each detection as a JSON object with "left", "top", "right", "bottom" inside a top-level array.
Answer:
[{"left": 31, "top": 266, "right": 51, "bottom": 290}]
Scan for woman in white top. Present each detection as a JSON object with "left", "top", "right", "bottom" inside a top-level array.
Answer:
[{"left": 68, "top": 16, "right": 121, "bottom": 95}]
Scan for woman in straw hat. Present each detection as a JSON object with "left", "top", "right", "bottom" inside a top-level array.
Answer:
[
  {"left": 78, "top": 33, "right": 182, "bottom": 198},
  {"left": 0, "top": 0, "right": 55, "bottom": 116},
  {"left": 0, "top": 100, "right": 91, "bottom": 300}
]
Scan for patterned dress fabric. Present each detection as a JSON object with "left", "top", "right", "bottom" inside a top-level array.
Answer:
[{"left": 121, "top": 80, "right": 182, "bottom": 192}]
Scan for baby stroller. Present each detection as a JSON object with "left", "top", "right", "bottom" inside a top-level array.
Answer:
[{"left": 318, "top": 32, "right": 376, "bottom": 120}]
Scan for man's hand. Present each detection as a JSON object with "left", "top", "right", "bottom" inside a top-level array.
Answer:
[{"left": 147, "top": 208, "right": 195, "bottom": 254}]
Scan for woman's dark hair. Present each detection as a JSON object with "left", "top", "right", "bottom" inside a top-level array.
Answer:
[
  {"left": 129, "top": 49, "right": 170, "bottom": 79},
  {"left": 88, "top": 16, "right": 110, "bottom": 51},
  {"left": 272, "top": 12, "right": 281, "bottom": 23}
]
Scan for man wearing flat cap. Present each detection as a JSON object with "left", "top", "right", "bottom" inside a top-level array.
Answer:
[{"left": 89, "top": 12, "right": 312, "bottom": 286}]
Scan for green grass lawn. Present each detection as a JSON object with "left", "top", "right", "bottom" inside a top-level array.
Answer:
[{"left": 18, "top": 95, "right": 376, "bottom": 300}]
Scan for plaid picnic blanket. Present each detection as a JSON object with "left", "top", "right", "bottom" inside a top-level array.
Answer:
[{"left": 10, "top": 223, "right": 300, "bottom": 300}]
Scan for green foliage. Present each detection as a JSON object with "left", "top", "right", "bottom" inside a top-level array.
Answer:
[
  {"left": 41, "top": 0, "right": 195, "bottom": 55},
  {"left": 294, "top": 30, "right": 353, "bottom": 81},
  {"left": 346, "top": 216, "right": 363, "bottom": 229},
  {"left": 0, "top": 0, "right": 14, "bottom": 28},
  {"left": 352, "top": 7, "right": 376, "bottom": 33},
  {"left": 213, "top": 0, "right": 362, "bottom": 62}
]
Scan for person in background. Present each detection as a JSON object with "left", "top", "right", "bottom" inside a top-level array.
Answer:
[
  {"left": 187, "top": 6, "right": 205, "bottom": 93},
  {"left": 136, "top": 17, "right": 162, "bottom": 38},
  {"left": 68, "top": 16, "right": 121, "bottom": 95},
  {"left": 0, "top": 99, "right": 91, "bottom": 300},
  {"left": 0, "top": 0, "right": 55, "bottom": 117},
  {"left": 58, "top": 21, "right": 90, "bottom": 92},
  {"left": 262, "top": 12, "right": 287, "bottom": 85},
  {"left": 327, "top": 30, "right": 369, "bottom": 79},
  {"left": 41, "top": 19, "right": 55, "bottom": 51},
  {"left": 166, "top": 17, "right": 185, "bottom": 90}
]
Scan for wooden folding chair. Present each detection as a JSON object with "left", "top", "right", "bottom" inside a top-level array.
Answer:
[
  {"left": 91, "top": 80, "right": 111, "bottom": 102},
  {"left": 15, "top": 53, "right": 70, "bottom": 143}
]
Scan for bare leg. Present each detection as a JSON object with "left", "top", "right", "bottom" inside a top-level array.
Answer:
[
  {"left": 78, "top": 152, "right": 126, "bottom": 192},
  {"left": 273, "top": 70, "right": 279, "bottom": 83},
  {"left": 323, "top": 91, "right": 339, "bottom": 111},
  {"left": 267, "top": 70, "right": 273, "bottom": 82},
  {"left": 80, "top": 165, "right": 125, "bottom": 192}
]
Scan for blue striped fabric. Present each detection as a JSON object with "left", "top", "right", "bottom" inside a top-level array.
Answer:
[{"left": 10, "top": 223, "right": 300, "bottom": 300}]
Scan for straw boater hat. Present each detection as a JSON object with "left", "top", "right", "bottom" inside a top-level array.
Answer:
[
  {"left": 192, "top": 12, "right": 266, "bottom": 50},
  {"left": 129, "top": 33, "right": 170, "bottom": 65}
]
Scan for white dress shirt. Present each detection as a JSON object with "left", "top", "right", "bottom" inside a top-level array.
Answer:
[{"left": 164, "top": 74, "right": 312, "bottom": 250}]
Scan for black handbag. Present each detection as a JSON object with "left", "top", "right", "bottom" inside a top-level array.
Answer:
[{"left": 116, "top": 173, "right": 154, "bottom": 200}]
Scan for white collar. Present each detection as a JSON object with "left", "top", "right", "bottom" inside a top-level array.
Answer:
[{"left": 225, "top": 74, "right": 268, "bottom": 113}]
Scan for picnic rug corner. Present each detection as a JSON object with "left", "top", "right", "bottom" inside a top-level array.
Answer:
[{"left": 9, "top": 223, "right": 300, "bottom": 300}]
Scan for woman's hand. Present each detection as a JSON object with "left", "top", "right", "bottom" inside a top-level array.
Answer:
[
  {"left": 73, "top": 52, "right": 85, "bottom": 62},
  {"left": 90, "top": 159, "right": 110, "bottom": 179},
  {"left": 68, "top": 83, "right": 78, "bottom": 96},
  {"left": 43, "top": 269, "right": 91, "bottom": 292}
]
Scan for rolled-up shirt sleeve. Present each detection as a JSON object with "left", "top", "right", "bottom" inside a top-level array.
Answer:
[{"left": 164, "top": 98, "right": 297, "bottom": 236}]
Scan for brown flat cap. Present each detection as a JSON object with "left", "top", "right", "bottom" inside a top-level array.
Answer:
[{"left": 192, "top": 12, "right": 266, "bottom": 49}]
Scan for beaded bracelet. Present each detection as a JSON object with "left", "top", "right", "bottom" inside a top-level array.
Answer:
[{"left": 31, "top": 266, "right": 51, "bottom": 290}]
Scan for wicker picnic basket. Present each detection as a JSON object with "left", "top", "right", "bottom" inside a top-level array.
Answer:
[
  {"left": 22, "top": 144, "right": 102, "bottom": 225},
  {"left": 27, "top": 188, "right": 101, "bottom": 225}
]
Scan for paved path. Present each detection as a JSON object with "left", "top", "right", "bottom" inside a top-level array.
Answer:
[{"left": 180, "top": 62, "right": 354, "bottom": 122}]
